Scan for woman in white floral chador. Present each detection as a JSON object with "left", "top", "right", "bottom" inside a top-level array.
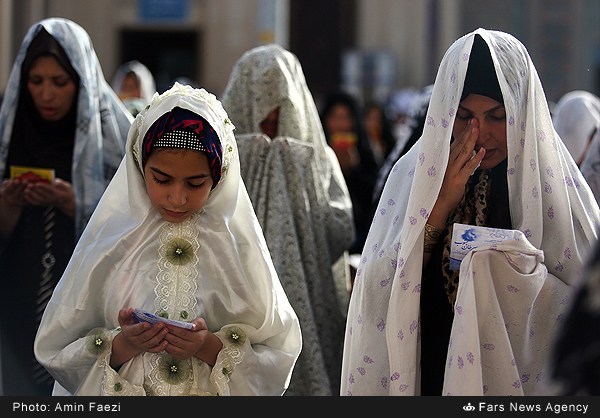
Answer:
[
  {"left": 340, "top": 29, "right": 600, "bottom": 396},
  {"left": 34, "top": 83, "right": 302, "bottom": 396}
]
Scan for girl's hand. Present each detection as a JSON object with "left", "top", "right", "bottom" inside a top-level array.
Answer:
[
  {"left": 163, "top": 317, "right": 223, "bottom": 366},
  {"left": 117, "top": 308, "right": 168, "bottom": 354},
  {"left": 162, "top": 317, "right": 208, "bottom": 360}
]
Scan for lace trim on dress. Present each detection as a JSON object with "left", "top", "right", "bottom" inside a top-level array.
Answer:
[
  {"left": 96, "top": 328, "right": 146, "bottom": 395},
  {"left": 155, "top": 213, "right": 199, "bottom": 321},
  {"left": 210, "top": 326, "right": 248, "bottom": 395},
  {"left": 102, "top": 353, "right": 146, "bottom": 396},
  {"left": 138, "top": 213, "right": 201, "bottom": 394}
]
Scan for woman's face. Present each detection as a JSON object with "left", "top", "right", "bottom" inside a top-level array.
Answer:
[
  {"left": 27, "top": 55, "right": 77, "bottom": 121},
  {"left": 119, "top": 72, "right": 142, "bottom": 100},
  {"left": 325, "top": 103, "right": 354, "bottom": 133},
  {"left": 260, "top": 107, "right": 280, "bottom": 138},
  {"left": 454, "top": 93, "right": 507, "bottom": 170},
  {"left": 144, "top": 148, "right": 214, "bottom": 223}
]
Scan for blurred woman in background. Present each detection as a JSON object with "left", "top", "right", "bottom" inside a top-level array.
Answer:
[{"left": 0, "top": 17, "right": 132, "bottom": 395}]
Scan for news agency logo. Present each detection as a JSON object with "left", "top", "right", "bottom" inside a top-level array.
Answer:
[{"left": 463, "top": 403, "right": 476, "bottom": 412}]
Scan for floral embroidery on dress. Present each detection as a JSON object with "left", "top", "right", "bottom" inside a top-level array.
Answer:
[
  {"left": 164, "top": 237, "right": 194, "bottom": 265},
  {"left": 157, "top": 354, "right": 192, "bottom": 385},
  {"left": 223, "top": 326, "right": 246, "bottom": 346},
  {"left": 146, "top": 353, "right": 195, "bottom": 395},
  {"left": 85, "top": 327, "right": 111, "bottom": 355}
]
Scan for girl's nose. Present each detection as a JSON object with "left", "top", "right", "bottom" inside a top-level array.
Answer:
[{"left": 168, "top": 185, "right": 187, "bottom": 207}]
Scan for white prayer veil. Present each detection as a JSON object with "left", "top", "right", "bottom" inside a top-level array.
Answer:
[
  {"left": 221, "top": 43, "right": 354, "bottom": 395},
  {"left": 340, "top": 28, "right": 600, "bottom": 396},
  {"left": 552, "top": 90, "right": 600, "bottom": 165},
  {"left": 34, "top": 83, "right": 301, "bottom": 396}
]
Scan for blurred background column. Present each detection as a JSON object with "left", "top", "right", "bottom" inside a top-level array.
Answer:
[
  {"left": 0, "top": 0, "right": 12, "bottom": 98},
  {"left": 257, "top": 0, "right": 290, "bottom": 47}
]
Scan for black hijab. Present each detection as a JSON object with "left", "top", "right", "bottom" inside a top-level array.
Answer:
[{"left": 461, "top": 34, "right": 503, "bottom": 104}]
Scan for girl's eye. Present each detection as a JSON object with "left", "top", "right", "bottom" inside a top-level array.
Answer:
[
  {"left": 152, "top": 176, "right": 169, "bottom": 185},
  {"left": 189, "top": 182, "right": 206, "bottom": 190},
  {"left": 456, "top": 112, "right": 472, "bottom": 121}
]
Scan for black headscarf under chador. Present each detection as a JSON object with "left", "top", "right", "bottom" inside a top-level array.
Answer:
[
  {"left": 461, "top": 34, "right": 503, "bottom": 105},
  {"left": 7, "top": 26, "right": 79, "bottom": 182},
  {"left": 21, "top": 27, "right": 79, "bottom": 83}
]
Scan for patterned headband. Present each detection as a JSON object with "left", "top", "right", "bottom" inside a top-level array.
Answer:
[
  {"left": 154, "top": 131, "right": 207, "bottom": 152},
  {"left": 142, "top": 107, "right": 223, "bottom": 188}
]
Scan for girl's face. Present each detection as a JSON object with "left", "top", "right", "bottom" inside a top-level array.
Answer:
[
  {"left": 144, "top": 148, "right": 213, "bottom": 223},
  {"left": 453, "top": 93, "right": 508, "bottom": 170},
  {"left": 27, "top": 55, "right": 77, "bottom": 121}
]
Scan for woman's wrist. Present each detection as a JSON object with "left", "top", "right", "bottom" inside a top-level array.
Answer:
[
  {"left": 56, "top": 195, "right": 76, "bottom": 218},
  {"left": 423, "top": 223, "right": 443, "bottom": 253}
]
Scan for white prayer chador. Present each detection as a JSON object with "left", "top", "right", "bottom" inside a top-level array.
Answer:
[
  {"left": 111, "top": 60, "right": 157, "bottom": 104},
  {"left": 580, "top": 129, "right": 600, "bottom": 204},
  {"left": 340, "top": 29, "right": 600, "bottom": 396},
  {"left": 0, "top": 17, "right": 133, "bottom": 237},
  {"left": 221, "top": 44, "right": 354, "bottom": 395},
  {"left": 34, "top": 83, "right": 302, "bottom": 396},
  {"left": 552, "top": 90, "right": 600, "bottom": 164}
]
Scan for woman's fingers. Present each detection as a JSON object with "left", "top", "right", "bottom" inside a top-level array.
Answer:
[
  {"left": 450, "top": 122, "right": 477, "bottom": 162},
  {"left": 462, "top": 147, "right": 486, "bottom": 176}
]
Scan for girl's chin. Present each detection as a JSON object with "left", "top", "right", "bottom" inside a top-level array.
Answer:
[{"left": 162, "top": 209, "right": 189, "bottom": 222}]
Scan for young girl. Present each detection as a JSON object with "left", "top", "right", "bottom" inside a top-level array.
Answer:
[{"left": 34, "top": 82, "right": 302, "bottom": 396}]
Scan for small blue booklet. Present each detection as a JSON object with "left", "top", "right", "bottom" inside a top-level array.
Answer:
[
  {"left": 449, "top": 223, "right": 521, "bottom": 270},
  {"left": 132, "top": 308, "right": 195, "bottom": 329}
]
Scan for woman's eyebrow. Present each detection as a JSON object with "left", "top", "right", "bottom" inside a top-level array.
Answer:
[{"left": 458, "top": 103, "right": 505, "bottom": 113}]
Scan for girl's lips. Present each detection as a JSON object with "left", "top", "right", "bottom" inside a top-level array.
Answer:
[{"left": 164, "top": 209, "right": 187, "bottom": 219}]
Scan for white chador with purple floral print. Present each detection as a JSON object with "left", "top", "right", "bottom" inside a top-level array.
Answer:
[{"left": 340, "top": 28, "right": 600, "bottom": 396}]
